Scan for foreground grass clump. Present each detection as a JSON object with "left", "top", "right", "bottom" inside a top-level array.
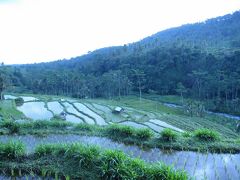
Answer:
[
  {"left": 106, "top": 124, "right": 153, "bottom": 141},
  {"left": 160, "top": 128, "right": 178, "bottom": 142},
  {"left": 33, "top": 143, "right": 187, "bottom": 180},
  {"left": 194, "top": 128, "right": 220, "bottom": 142},
  {"left": 0, "top": 141, "right": 25, "bottom": 159}
]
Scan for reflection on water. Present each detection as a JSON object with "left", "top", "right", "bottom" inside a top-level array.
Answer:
[
  {"left": 63, "top": 102, "right": 95, "bottom": 124},
  {"left": 65, "top": 114, "right": 84, "bottom": 123},
  {"left": 17, "top": 102, "right": 53, "bottom": 120},
  {"left": 3, "top": 95, "right": 17, "bottom": 100},
  {"left": 47, "top": 101, "right": 64, "bottom": 115},
  {"left": 0, "top": 134, "right": 239, "bottom": 180},
  {"left": 74, "top": 103, "right": 107, "bottom": 125}
]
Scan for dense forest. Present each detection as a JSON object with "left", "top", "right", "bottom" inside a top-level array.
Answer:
[{"left": 1, "top": 11, "right": 240, "bottom": 115}]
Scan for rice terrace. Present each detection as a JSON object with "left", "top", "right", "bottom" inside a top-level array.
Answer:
[
  {"left": 1, "top": 1, "right": 240, "bottom": 179},
  {"left": 0, "top": 93, "right": 239, "bottom": 179}
]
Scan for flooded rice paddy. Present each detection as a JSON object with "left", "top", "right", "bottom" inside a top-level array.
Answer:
[
  {"left": 0, "top": 134, "right": 239, "bottom": 180},
  {"left": 14, "top": 95, "right": 185, "bottom": 133}
]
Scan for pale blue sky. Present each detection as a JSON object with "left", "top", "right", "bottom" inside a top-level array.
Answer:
[{"left": 0, "top": 0, "right": 240, "bottom": 64}]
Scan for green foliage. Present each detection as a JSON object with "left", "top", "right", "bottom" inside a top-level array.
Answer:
[
  {"left": 35, "top": 144, "right": 61, "bottom": 156},
  {"left": 2, "top": 11, "right": 240, "bottom": 116},
  {"left": 14, "top": 97, "right": 24, "bottom": 106},
  {"left": 135, "top": 128, "right": 154, "bottom": 140},
  {"left": 1, "top": 121, "right": 20, "bottom": 134},
  {"left": 160, "top": 128, "right": 178, "bottom": 142},
  {"left": 194, "top": 128, "right": 220, "bottom": 142},
  {"left": 182, "top": 131, "right": 192, "bottom": 138},
  {"left": 143, "top": 164, "right": 188, "bottom": 180},
  {"left": 106, "top": 124, "right": 135, "bottom": 138},
  {"left": 100, "top": 150, "right": 134, "bottom": 179},
  {"left": 100, "top": 150, "right": 187, "bottom": 180},
  {"left": 106, "top": 124, "right": 154, "bottom": 141},
  {"left": 27, "top": 120, "right": 71, "bottom": 129},
  {"left": 75, "top": 123, "right": 94, "bottom": 132},
  {"left": 0, "top": 141, "right": 25, "bottom": 159},
  {"left": 1, "top": 141, "right": 187, "bottom": 179},
  {"left": 36, "top": 143, "right": 100, "bottom": 168}
]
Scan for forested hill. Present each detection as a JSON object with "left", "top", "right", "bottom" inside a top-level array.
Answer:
[
  {"left": 1, "top": 10, "right": 240, "bottom": 115},
  {"left": 139, "top": 10, "right": 240, "bottom": 53}
]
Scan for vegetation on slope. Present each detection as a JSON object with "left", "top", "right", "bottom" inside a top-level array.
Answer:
[{"left": 1, "top": 11, "right": 240, "bottom": 115}]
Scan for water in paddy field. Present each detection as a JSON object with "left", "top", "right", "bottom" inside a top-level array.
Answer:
[
  {"left": 65, "top": 114, "right": 84, "bottom": 123},
  {"left": 3, "top": 95, "right": 17, "bottom": 100},
  {"left": 20, "top": 96, "right": 39, "bottom": 102},
  {"left": 47, "top": 101, "right": 64, "bottom": 115},
  {"left": 17, "top": 102, "right": 53, "bottom": 120},
  {"left": 74, "top": 103, "right": 107, "bottom": 125},
  {"left": 0, "top": 135, "right": 239, "bottom": 180},
  {"left": 62, "top": 102, "right": 95, "bottom": 124}
]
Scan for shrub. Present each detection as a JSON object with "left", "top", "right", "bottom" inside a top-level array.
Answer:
[
  {"left": 35, "top": 144, "right": 60, "bottom": 156},
  {"left": 0, "top": 141, "right": 25, "bottom": 159},
  {"left": 75, "top": 123, "right": 94, "bottom": 131},
  {"left": 1, "top": 121, "right": 20, "bottom": 134},
  {"left": 35, "top": 143, "right": 100, "bottom": 168},
  {"left": 32, "top": 120, "right": 71, "bottom": 129},
  {"left": 135, "top": 128, "right": 154, "bottom": 140},
  {"left": 143, "top": 163, "right": 188, "bottom": 180},
  {"left": 194, "top": 128, "right": 220, "bottom": 142},
  {"left": 15, "top": 97, "right": 24, "bottom": 106},
  {"left": 160, "top": 128, "right": 178, "bottom": 142},
  {"left": 182, "top": 131, "right": 192, "bottom": 138},
  {"left": 35, "top": 143, "right": 187, "bottom": 180},
  {"left": 106, "top": 125, "right": 135, "bottom": 138},
  {"left": 100, "top": 150, "right": 134, "bottom": 179},
  {"left": 64, "top": 143, "right": 100, "bottom": 168}
]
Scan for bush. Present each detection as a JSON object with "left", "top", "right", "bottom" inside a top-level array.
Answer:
[
  {"left": 143, "top": 163, "right": 188, "bottom": 180},
  {"left": 100, "top": 150, "right": 187, "bottom": 180},
  {"left": 182, "top": 131, "right": 192, "bottom": 138},
  {"left": 1, "top": 121, "right": 20, "bottom": 134},
  {"left": 35, "top": 143, "right": 100, "bottom": 168},
  {"left": 75, "top": 123, "right": 94, "bottom": 131},
  {"left": 100, "top": 150, "right": 134, "bottom": 179},
  {"left": 135, "top": 128, "right": 154, "bottom": 140},
  {"left": 15, "top": 97, "right": 24, "bottom": 106},
  {"left": 194, "top": 128, "right": 220, "bottom": 142},
  {"left": 35, "top": 144, "right": 61, "bottom": 156},
  {"left": 160, "top": 128, "right": 178, "bottom": 142},
  {"left": 0, "top": 141, "right": 25, "bottom": 159},
  {"left": 35, "top": 143, "right": 187, "bottom": 180},
  {"left": 106, "top": 125, "right": 135, "bottom": 138},
  {"left": 64, "top": 143, "right": 100, "bottom": 168}
]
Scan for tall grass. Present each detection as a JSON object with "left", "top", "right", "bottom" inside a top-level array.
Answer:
[
  {"left": 160, "top": 128, "right": 178, "bottom": 142},
  {"left": 0, "top": 141, "right": 25, "bottom": 159},
  {"left": 34, "top": 143, "right": 187, "bottom": 180},
  {"left": 106, "top": 124, "right": 154, "bottom": 140},
  {"left": 0, "top": 121, "right": 20, "bottom": 134},
  {"left": 194, "top": 129, "right": 220, "bottom": 142}
]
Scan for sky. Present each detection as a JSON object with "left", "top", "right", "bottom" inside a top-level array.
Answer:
[{"left": 0, "top": 0, "right": 240, "bottom": 64}]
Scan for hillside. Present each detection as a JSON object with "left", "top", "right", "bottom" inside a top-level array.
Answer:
[{"left": 1, "top": 10, "right": 240, "bottom": 115}]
